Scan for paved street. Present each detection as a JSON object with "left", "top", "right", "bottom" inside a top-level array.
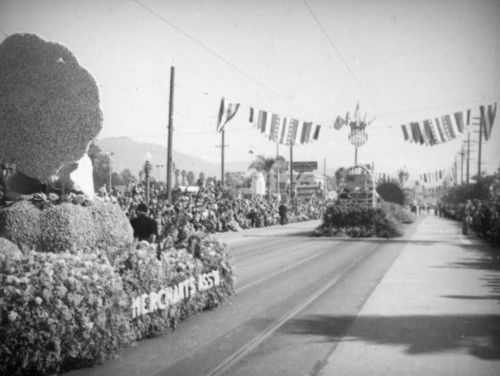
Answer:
[{"left": 66, "top": 215, "right": 500, "bottom": 376}]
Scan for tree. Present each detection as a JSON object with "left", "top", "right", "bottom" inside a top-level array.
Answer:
[
  {"left": 335, "top": 167, "right": 346, "bottom": 186},
  {"left": 197, "top": 172, "right": 205, "bottom": 188},
  {"left": 119, "top": 169, "right": 137, "bottom": 186},
  {"left": 249, "top": 155, "right": 277, "bottom": 200},
  {"left": 397, "top": 168, "right": 409, "bottom": 185},
  {"left": 187, "top": 171, "right": 195, "bottom": 186},
  {"left": 181, "top": 170, "right": 187, "bottom": 186}
]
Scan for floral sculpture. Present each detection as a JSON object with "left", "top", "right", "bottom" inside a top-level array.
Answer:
[{"left": 0, "top": 33, "right": 102, "bottom": 192}]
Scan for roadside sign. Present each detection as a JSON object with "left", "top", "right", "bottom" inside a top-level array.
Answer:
[
  {"left": 296, "top": 185, "right": 320, "bottom": 198},
  {"left": 292, "top": 161, "right": 318, "bottom": 172}
]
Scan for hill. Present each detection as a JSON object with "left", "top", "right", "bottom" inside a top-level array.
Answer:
[{"left": 95, "top": 137, "right": 249, "bottom": 180}]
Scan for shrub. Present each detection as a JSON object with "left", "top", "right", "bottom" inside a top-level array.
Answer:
[
  {"left": 380, "top": 201, "right": 415, "bottom": 224},
  {"left": 0, "top": 200, "right": 133, "bottom": 259},
  {"left": 0, "top": 251, "right": 132, "bottom": 376},
  {"left": 316, "top": 205, "right": 402, "bottom": 238}
]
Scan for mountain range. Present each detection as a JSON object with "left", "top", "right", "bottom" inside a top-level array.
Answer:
[{"left": 96, "top": 137, "right": 250, "bottom": 180}]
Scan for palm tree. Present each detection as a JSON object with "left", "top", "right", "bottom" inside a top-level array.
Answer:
[
  {"left": 187, "top": 171, "right": 195, "bottom": 186},
  {"left": 249, "top": 155, "right": 277, "bottom": 200},
  {"left": 181, "top": 170, "right": 187, "bottom": 186}
]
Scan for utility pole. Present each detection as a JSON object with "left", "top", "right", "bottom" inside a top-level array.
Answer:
[
  {"left": 167, "top": 66, "right": 174, "bottom": 201},
  {"left": 276, "top": 141, "right": 280, "bottom": 201},
  {"left": 216, "top": 131, "right": 229, "bottom": 186},
  {"left": 459, "top": 146, "right": 464, "bottom": 185},
  {"left": 476, "top": 115, "right": 483, "bottom": 180},
  {"left": 289, "top": 142, "right": 294, "bottom": 200},
  {"left": 466, "top": 130, "right": 470, "bottom": 184},
  {"left": 221, "top": 130, "right": 225, "bottom": 186}
]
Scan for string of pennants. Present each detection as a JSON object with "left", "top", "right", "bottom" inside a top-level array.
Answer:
[
  {"left": 400, "top": 103, "right": 496, "bottom": 145},
  {"left": 418, "top": 168, "right": 454, "bottom": 187},
  {"left": 216, "top": 97, "right": 325, "bottom": 145}
]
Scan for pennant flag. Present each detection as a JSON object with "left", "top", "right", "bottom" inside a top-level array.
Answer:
[
  {"left": 287, "top": 118, "right": 300, "bottom": 145},
  {"left": 480, "top": 102, "right": 497, "bottom": 141},
  {"left": 312, "top": 124, "right": 321, "bottom": 140},
  {"left": 301, "top": 122, "right": 313, "bottom": 143},
  {"left": 410, "top": 122, "right": 424, "bottom": 144},
  {"left": 216, "top": 98, "right": 240, "bottom": 132},
  {"left": 441, "top": 114, "right": 457, "bottom": 140},
  {"left": 454, "top": 111, "right": 466, "bottom": 133},
  {"left": 434, "top": 118, "right": 447, "bottom": 142},
  {"left": 269, "top": 113, "right": 281, "bottom": 141},
  {"left": 401, "top": 124, "right": 410, "bottom": 141},
  {"left": 419, "top": 122, "right": 430, "bottom": 145},
  {"left": 334, "top": 116, "right": 346, "bottom": 130},
  {"left": 249, "top": 107, "right": 254, "bottom": 123},
  {"left": 279, "top": 117, "right": 289, "bottom": 144},
  {"left": 423, "top": 120, "right": 437, "bottom": 145},
  {"left": 256, "top": 110, "right": 268, "bottom": 134}
]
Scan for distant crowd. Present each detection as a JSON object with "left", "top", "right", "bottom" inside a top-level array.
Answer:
[{"left": 98, "top": 181, "right": 327, "bottom": 247}]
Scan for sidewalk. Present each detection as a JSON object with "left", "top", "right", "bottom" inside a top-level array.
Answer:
[{"left": 319, "top": 215, "right": 500, "bottom": 376}]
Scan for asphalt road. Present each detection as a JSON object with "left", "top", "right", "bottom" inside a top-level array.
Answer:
[{"left": 67, "top": 219, "right": 421, "bottom": 376}]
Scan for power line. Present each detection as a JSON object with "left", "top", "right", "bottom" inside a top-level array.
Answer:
[
  {"left": 300, "top": 0, "right": 387, "bottom": 125},
  {"left": 131, "top": 0, "right": 314, "bottom": 119}
]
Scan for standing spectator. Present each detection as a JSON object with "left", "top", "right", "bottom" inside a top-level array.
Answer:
[
  {"left": 278, "top": 200, "right": 289, "bottom": 225},
  {"left": 130, "top": 203, "right": 158, "bottom": 243}
]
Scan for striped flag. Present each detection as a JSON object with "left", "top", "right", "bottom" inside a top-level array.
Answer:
[
  {"left": 255, "top": 110, "right": 268, "bottom": 134},
  {"left": 441, "top": 114, "right": 457, "bottom": 140},
  {"left": 279, "top": 117, "right": 289, "bottom": 144},
  {"left": 434, "top": 118, "right": 447, "bottom": 142},
  {"left": 269, "top": 113, "right": 282, "bottom": 141},
  {"left": 410, "top": 122, "right": 424, "bottom": 144},
  {"left": 423, "top": 120, "right": 437, "bottom": 145},
  {"left": 216, "top": 98, "right": 240, "bottom": 132},
  {"left": 287, "top": 118, "right": 300, "bottom": 145}
]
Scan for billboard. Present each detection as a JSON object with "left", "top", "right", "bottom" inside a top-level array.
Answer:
[{"left": 292, "top": 161, "right": 318, "bottom": 172}]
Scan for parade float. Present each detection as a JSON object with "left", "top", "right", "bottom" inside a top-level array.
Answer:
[{"left": 0, "top": 33, "right": 234, "bottom": 376}]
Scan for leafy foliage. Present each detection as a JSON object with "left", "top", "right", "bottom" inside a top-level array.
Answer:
[
  {"left": 316, "top": 205, "right": 402, "bottom": 238},
  {"left": 379, "top": 201, "right": 415, "bottom": 224},
  {"left": 0, "top": 199, "right": 133, "bottom": 257}
]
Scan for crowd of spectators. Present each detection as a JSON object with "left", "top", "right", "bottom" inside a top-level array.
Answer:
[{"left": 97, "top": 180, "right": 328, "bottom": 247}]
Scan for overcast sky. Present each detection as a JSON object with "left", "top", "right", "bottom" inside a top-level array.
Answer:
[{"left": 1, "top": 0, "right": 499, "bottom": 177}]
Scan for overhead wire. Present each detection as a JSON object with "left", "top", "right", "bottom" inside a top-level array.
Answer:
[
  {"left": 300, "top": 0, "right": 387, "bottom": 126},
  {"left": 131, "top": 0, "right": 316, "bottom": 119}
]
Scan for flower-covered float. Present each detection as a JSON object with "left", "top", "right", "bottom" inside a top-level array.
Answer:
[{"left": 0, "top": 33, "right": 234, "bottom": 376}]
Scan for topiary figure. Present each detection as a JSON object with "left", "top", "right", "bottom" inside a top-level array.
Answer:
[
  {"left": 0, "top": 33, "right": 102, "bottom": 193},
  {"left": 0, "top": 199, "right": 133, "bottom": 260}
]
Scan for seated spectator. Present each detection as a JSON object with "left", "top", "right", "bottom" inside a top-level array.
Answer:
[{"left": 130, "top": 203, "right": 158, "bottom": 243}]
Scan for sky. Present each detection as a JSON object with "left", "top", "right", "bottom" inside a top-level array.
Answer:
[{"left": 1, "top": 0, "right": 499, "bottom": 179}]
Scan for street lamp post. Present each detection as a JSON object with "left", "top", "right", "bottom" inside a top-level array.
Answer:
[
  {"left": 156, "top": 164, "right": 164, "bottom": 183},
  {"left": 144, "top": 152, "right": 153, "bottom": 203},
  {"left": 106, "top": 152, "right": 114, "bottom": 193}
]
